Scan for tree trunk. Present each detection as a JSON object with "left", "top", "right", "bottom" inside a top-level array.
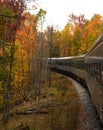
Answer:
[{"left": 2, "top": 17, "right": 8, "bottom": 124}]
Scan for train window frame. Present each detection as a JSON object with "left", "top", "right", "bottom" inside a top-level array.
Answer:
[
  {"left": 101, "top": 62, "right": 103, "bottom": 86},
  {"left": 86, "top": 62, "right": 102, "bottom": 86}
]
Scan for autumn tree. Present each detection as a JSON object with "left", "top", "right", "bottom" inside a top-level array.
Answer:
[
  {"left": 0, "top": 0, "right": 26, "bottom": 123},
  {"left": 67, "top": 13, "right": 102, "bottom": 55},
  {"left": 84, "top": 14, "right": 102, "bottom": 51},
  {"left": 59, "top": 23, "right": 73, "bottom": 56},
  {"left": 34, "top": 8, "right": 47, "bottom": 97},
  {"left": 45, "top": 26, "right": 60, "bottom": 57},
  {"left": 51, "top": 13, "right": 102, "bottom": 57},
  {"left": 68, "top": 14, "right": 86, "bottom": 55},
  {"left": 15, "top": 12, "right": 37, "bottom": 101}
]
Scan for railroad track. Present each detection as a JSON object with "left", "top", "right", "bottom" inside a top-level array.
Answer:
[{"left": 69, "top": 78, "right": 103, "bottom": 130}]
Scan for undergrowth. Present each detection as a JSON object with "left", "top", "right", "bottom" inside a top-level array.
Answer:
[{"left": 0, "top": 73, "right": 79, "bottom": 130}]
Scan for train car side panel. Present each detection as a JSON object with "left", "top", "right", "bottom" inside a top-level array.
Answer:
[{"left": 71, "top": 55, "right": 85, "bottom": 79}]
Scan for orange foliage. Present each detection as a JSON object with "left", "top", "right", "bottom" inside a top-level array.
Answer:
[{"left": 16, "top": 12, "right": 36, "bottom": 57}]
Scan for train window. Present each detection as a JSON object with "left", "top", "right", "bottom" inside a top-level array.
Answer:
[
  {"left": 94, "top": 63, "right": 98, "bottom": 81},
  {"left": 92, "top": 63, "right": 101, "bottom": 84},
  {"left": 98, "top": 63, "right": 101, "bottom": 84},
  {"left": 94, "top": 63, "right": 102, "bottom": 85},
  {"left": 71, "top": 58, "right": 84, "bottom": 69},
  {"left": 92, "top": 64, "right": 95, "bottom": 77},
  {"left": 101, "top": 63, "right": 103, "bottom": 85},
  {"left": 86, "top": 62, "right": 102, "bottom": 86}
]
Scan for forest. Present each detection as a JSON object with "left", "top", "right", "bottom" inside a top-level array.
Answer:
[{"left": 0, "top": 0, "right": 102, "bottom": 127}]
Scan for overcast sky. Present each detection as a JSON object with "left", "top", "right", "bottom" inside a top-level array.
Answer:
[{"left": 29, "top": 0, "right": 103, "bottom": 30}]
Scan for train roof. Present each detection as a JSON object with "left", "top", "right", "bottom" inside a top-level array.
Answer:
[
  {"left": 48, "top": 57, "right": 71, "bottom": 60},
  {"left": 48, "top": 55, "right": 85, "bottom": 60}
]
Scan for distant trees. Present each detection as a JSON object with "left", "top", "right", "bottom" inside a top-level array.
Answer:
[
  {"left": 42, "top": 14, "right": 102, "bottom": 58},
  {"left": 15, "top": 12, "right": 36, "bottom": 102},
  {"left": 15, "top": 8, "right": 49, "bottom": 100},
  {"left": 84, "top": 14, "right": 102, "bottom": 50},
  {"left": 51, "top": 13, "right": 102, "bottom": 57},
  {"left": 59, "top": 23, "right": 73, "bottom": 56}
]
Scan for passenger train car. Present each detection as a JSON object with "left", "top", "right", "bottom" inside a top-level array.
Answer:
[
  {"left": 85, "top": 35, "right": 103, "bottom": 123},
  {"left": 48, "top": 34, "right": 103, "bottom": 123}
]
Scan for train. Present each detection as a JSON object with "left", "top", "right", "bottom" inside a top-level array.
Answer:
[{"left": 48, "top": 34, "right": 103, "bottom": 123}]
